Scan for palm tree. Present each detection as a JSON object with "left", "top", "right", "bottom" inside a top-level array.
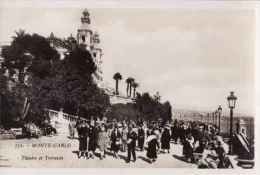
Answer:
[
  {"left": 12, "top": 29, "right": 26, "bottom": 41},
  {"left": 132, "top": 82, "right": 139, "bottom": 98},
  {"left": 154, "top": 91, "right": 161, "bottom": 103},
  {"left": 125, "top": 77, "right": 132, "bottom": 97},
  {"left": 113, "top": 72, "right": 122, "bottom": 95},
  {"left": 128, "top": 77, "right": 135, "bottom": 97}
]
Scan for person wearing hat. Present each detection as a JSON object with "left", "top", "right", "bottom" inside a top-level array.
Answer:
[
  {"left": 110, "top": 125, "right": 121, "bottom": 158},
  {"left": 137, "top": 125, "right": 145, "bottom": 151},
  {"left": 146, "top": 126, "right": 152, "bottom": 138},
  {"left": 77, "top": 121, "right": 89, "bottom": 159},
  {"left": 171, "top": 119, "right": 179, "bottom": 144},
  {"left": 88, "top": 121, "right": 97, "bottom": 159},
  {"left": 121, "top": 124, "right": 128, "bottom": 152},
  {"left": 97, "top": 124, "right": 109, "bottom": 160},
  {"left": 161, "top": 125, "right": 171, "bottom": 153},
  {"left": 126, "top": 125, "right": 137, "bottom": 163},
  {"left": 146, "top": 130, "right": 160, "bottom": 163},
  {"left": 77, "top": 121, "right": 84, "bottom": 158}
]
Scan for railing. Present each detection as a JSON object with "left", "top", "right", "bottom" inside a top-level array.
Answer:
[
  {"left": 226, "top": 155, "right": 241, "bottom": 169},
  {"left": 46, "top": 109, "right": 88, "bottom": 122},
  {"left": 216, "top": 135, "right": 254, "bottom": 169}
]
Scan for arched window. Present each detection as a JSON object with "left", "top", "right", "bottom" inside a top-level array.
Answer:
[{"left": 82, "top": 35, "right": 85, "bottom": 42}]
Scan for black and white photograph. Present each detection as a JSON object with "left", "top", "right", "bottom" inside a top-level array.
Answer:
[{"left": 0, "top": 0, "right": 257, "bottom": 171}]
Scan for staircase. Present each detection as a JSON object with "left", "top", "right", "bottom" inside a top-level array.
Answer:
[
  {"left": 47, "top": 109, "right": 77, "bottom": 137},
  {"left": 0, "top": 155, "right": 11, "bottom": 167}
]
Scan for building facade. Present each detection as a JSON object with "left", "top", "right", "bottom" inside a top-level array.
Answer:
[{"left": 48, "top": 9, "right": 103, "bottom": 85}]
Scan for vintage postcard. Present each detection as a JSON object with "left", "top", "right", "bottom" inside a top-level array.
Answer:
[{"left": 0, "top": 0, "right": 258, "bottom": 172}]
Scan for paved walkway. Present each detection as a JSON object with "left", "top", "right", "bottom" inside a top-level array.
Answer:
[{"left": 0, "top": 135, "right": 197, "bottom": 168}]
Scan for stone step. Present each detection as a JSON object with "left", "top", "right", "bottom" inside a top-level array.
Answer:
[{"left": 0, "top": 155, "right": 11, "bottom": 167}]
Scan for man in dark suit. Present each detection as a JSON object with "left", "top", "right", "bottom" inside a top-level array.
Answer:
[
  {"left": 126, "top": 125, "right": 137, "bottom": 163},
  {"left": 137, "top": 125, "right": 145, "bottom": 151}
]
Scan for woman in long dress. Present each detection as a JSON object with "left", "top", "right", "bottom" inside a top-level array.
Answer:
[
  {"left": 88, "top": 124, "right": 97, "bottom": 159},
  {"left": 146, "top": 131, "right": 160, "bottom": 163},
  {"left": 137, "top": 125, "right": 145, "bottom": 151},
  {"left": 110, "top": 126, "right": 121, "bottom": 158},
  {"left": 121, "top": 125, "right": 128, "bottom": 152},
  {"left": 97, "top": 124, "right": 109, "bottom": 160},
  {"left": 161, "top": 126, "right": 171, "bottom": 153}
]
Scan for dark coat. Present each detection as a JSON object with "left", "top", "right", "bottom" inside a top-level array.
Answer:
[
  {"left": 111, "top": 129, "right": 121, "bottom": 152},
  {"left": 179, "top": 127, "right": 186, "bottom": 143},
  {"left": 88, "top": 126, "right": 97, "bottom": 151},
  {"left": 183, "top": 137, "right": 194, "bottom": 157},
  {"left": 171, "top": 125, "right": 179, "bottom": 141},
  {"left": 138, "top": 128, "right": 145, "bottom": 147},
  {"left": 78, "top": 125, "right": 89, "bottom": 151},
  {"left": 194, "top": 145, "right": 205, "bottom": 153},
  {"left": 127, "top": 130, "right": 137, "bottom": 149},
  {"left": 147, "top": 138, "right": 159, "bottom": 159},
  {"left": 161, "top": 128, "right": 171, "bottom": 149}
]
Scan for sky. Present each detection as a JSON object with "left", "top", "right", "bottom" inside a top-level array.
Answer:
[{"left": 0, "top": 6, "right": 256, "bottom": 116}]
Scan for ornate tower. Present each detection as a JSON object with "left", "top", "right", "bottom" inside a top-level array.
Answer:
[
  {"left": 92, "top": 31, "right": 103, "bottom": 81},
  {"left": 77, "top": 9, "right": 93, "bottom": 51}
]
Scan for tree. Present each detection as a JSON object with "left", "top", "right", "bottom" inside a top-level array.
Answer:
[
  {"left": 134, "top": 92, "right": 156, "bottom": 121},
  {"left": 113, "top": 72, "right": 122, "bottom": 95},
  {"left": 106, "top": 103, "right": 138, "bottom": 121},
  {"left": 154, "top": 91, "right": 161, "bottom": 103},
  {"left": 0, "top": 68, "right": 8, "bottom": 94},
  {"left": 1, "top": 30, "right": 111, "bottom": 126},
  {"left": 128, "top": 77, "right": 135, "bottom": 97},
  {"left": 53, "top": 47, "right": 110, "bottom": 119},
  {"left": 125, "top": 77, "right": 132, "bottom": 97},
  {"left": 0, "top": 62, "right": 30, "bottom": 128},
  {"left": 161, "top": 101, "right": 172, "bottom": 122},
  {"left": 1, "top": 31, "right": 59, "bottom": 125},
  {"left": 134, "top": 92, "right": 172, "bottom": 122},
  {"left": 132, "top": 82, "right": 139, "bottom": 98}
]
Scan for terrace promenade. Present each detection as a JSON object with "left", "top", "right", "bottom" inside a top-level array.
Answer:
[{"left": 0, "top": 135, "right": 197, "bottom": 168}]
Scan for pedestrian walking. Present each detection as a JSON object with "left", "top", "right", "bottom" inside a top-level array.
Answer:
[
  {"left": 69, "top": 120, "right": 76, "bottom": 139},
  {"left": 126, "top": 125, "right": 137, "bottom": 163},
  {"left": 121, "top": 125, "right": 128, "bottom": 152},
  {"left": 137, "top": 125, "right": 145, "bottom": 151},
  {"left": 171, "top": 119, "right": 178, "bottom": 143},
  {"left": 146, "top": 130, "right": 160, "bottom": 163},
  {"left": 161, "top": 125, "right": 171, "bottom": 153},
  {"left": 97, "top": 124, "right": 109, "bottom": 160},
  {"left": 110, "top": 125, "right": 121, "bottom": 158},
  {"left": 88, "top": 123, "right": 97, "bottom": 159},
  {"left": 179, "top": 123, "right": 186, "bottom": 144},
  {"left": 77, "top": 122, "right": 83, "bottom": 158},
  {"left": 77, "top": 121, "right": 89, "bottom": 159}
]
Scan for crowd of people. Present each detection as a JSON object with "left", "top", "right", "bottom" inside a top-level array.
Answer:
[{"left": 67, "top": 118, "right": 230, "bottom": 168}]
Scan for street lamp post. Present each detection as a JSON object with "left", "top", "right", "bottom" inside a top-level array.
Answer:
[
  {"left": 227, "top": 91, "right": 237, "bottom": 155},
  {"left": 215, "top": 110, "right": 218, "bottom": 128},
  {"left": 218, "top": 105, "right": 222, "bottom": 133}
]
